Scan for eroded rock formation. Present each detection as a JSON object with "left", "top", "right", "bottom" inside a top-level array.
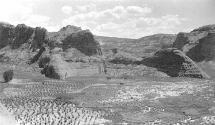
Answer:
[
  {"left": 173, "top": 25, "right": 215, "bottom": 62},
  {"left": 173, "top": 25, "right": 215, "bottom": 78},
  {"left": 0, "top": 23, "right": 14, "bottom": 49},
  {"left": 141, "top": 48, "right": 209, "bottom": 78},
  {"left": 0, "top": 23, "right": 101, "bottom": 65},
  {"left": 0, "top": 23, "right": 48, "bottom": 64},
  {"left": 62, "top": 30, "right": 101, "bottom": 56}
]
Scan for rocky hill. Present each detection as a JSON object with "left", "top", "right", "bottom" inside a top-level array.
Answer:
[
  {"left": 0, "top": 23, "right": 102, "bottom": 79},
  {"left": 97, "top": 25, "right": 215, "bottom": 79},
  {"left": 0, "top": 23, "right": 48, "bottom": 64},
  {"left": 1, "top": 22, "right": 215, "bottom": 79},
  {"left": 141, "top": 48, "right": 209, "bottom": 79},
  {"left": 0, "top": 23, "right": 101, "bottom": 63},
  {"left": 48, "top": 25, "right": 82, "bottom": 46},
  {"left": 173, "top": 24, "right": 215, "bottom": 78},
  {"left": 173, "top": 25, "right": 215, "bottom": 62},
  {"left": 0, "top": 23, "right": 47, "bottom": 50}
]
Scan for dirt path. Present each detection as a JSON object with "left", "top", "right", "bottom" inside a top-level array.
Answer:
[{"left": 69, "top": 83, "right": 117, "bottom": 93}]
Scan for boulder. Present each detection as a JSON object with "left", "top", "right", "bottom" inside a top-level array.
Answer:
[{"left": 141, "top": 48, "right": 210, "bottom": 78}]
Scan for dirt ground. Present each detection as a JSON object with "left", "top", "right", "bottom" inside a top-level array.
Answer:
[
  {"left": 0, "top": 76, "right": 215, "bottom": 124},
  {"left": 1, "top": 63, "right": 215, "bottom": 124}
]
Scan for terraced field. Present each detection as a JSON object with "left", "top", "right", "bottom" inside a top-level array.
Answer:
[
  {"left": 1, "top": 77, "right": 215, "bottom": 125},
  {"left": 1, "top": 97, "right": 111, "bottom": 125}
]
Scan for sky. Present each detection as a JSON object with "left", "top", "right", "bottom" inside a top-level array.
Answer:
[{"left": 0, "top": 0, "right": 214, "bottom": 38}]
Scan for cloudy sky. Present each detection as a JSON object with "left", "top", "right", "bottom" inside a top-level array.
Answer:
[{"left": 0, "top": 0, "right": 214, "bottom": 38}]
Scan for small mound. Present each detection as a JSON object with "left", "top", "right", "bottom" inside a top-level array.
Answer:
[{"left": 41, "top": 54, "right": 74, "bottom": 79}]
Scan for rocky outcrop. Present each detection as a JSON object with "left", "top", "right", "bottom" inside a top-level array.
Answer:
[
  {"left": 12, "top": 24, "right": 34, "bottom": 49},
  {"left": 47, "top": 25, "right": 101, "bottom": 57},
  {"left": 173, "top": 25, "right": 215, "bottom": 62},
  {"left": 0, "top": 24, "right": 48, "bottom": 65},
  {"left": 141, "top": 48, "right": 209, "bottom": 78},
  {"left": 0, "top": 23, "right": 48, "bottom": 50},
  {"left": 62, "top": 30, "right": 101, "bottom": 56},
  {"left": 47, "top": 25, "right": 82, "bottom": 46},
  {"left": 59, "top": 25, "right": 82, "bottom": 35},
  {"left": 0, "top": 23, "right": 14, "bottom": 49},
  {"left": 173, "top": 24, "right": 215, "bottom": 78},
  {"left": 30, "top": 27, "right": 48, "bottom": 51},
  {"left": 1, "top": 23, "right": 101, "bottom": 58},
  {"left": 0, "top": 23, "right": 102, "bottom": 66},
  {"left": 0, "top": 23, "right": 103, "bottom": 79}
]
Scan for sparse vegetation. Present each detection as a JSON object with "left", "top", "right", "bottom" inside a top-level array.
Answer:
[{"left": 0, "top": 97, "right": 111, "bottom": 125}]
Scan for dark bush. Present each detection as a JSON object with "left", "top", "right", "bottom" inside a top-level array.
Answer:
[
  {"left": 3, "top": 70, "right": 14, "bottom": 82},
  {"left": 38, "top": 56, "right": 50, "bottom": 68},
  {"left": 111, "top": 48, "right": 118, "bottom": 54}
]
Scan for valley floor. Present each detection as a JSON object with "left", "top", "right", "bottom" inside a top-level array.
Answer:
[{"left": 0, "top": 75, "right": 215, "bottom": 125}]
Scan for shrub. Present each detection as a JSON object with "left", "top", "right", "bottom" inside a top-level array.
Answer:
[
  {"left": 38, "top": 56, "right": 50, "bottom": 68},
  {"left": 111, "top": 48, "right": 118, "bottom": 54},
  {"left": 3, "top": 70, "right": 14, "bottom": 82}
]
